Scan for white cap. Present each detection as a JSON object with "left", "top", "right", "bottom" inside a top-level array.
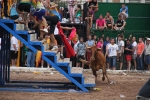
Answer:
[{"left": 147, "top": 38, "right": 150, "bottom": 41}]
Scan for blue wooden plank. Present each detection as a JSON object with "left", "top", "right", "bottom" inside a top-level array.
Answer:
[
  {"left": 29, "top": 41, "right": 43, "bottom": 45},
  {"left": 0, "top": 19, "right": 14, "bottom": 23},
  {"left": 0, "top": 88, "right": 72, "bottom": 92},
  {"left": 15, "top": 30, "right": 28, "bottom": 34},
  {"left": 42, "top": 52, "right": 56, "bottom": 56},
  {"left": 56, "top": 62, "right": 69, "bottom": 66}
]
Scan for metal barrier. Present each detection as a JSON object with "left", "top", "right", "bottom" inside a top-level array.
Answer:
[{"left": 0, "top": 26, "right": 10, "bottom": 86}]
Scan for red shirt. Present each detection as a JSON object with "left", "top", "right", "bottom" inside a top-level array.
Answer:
[{"left": 96, "top": 19, "right": 106, "bottom": 27}]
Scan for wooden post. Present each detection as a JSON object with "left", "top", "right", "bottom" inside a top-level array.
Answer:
[{"left": 16, "top": 40, "right": 21, "bottom": 67}]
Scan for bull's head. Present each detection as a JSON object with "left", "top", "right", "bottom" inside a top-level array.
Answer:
[{"left": 91, "top": 46, "right": 98, "bottom": 61}]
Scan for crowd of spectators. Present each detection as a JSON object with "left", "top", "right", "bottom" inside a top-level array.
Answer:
[{"left": 0, "top": 0, "right": 149, "bottom": 71}]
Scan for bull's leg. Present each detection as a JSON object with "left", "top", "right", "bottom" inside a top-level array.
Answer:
[
  {"left": 102, "top": 65, "right": 110, "bottom": 83},
  {"left": 92, "top": 69, "right": 97, "bottom": 83},
  {"left": 79, "top": 59, "right": 90, "bottom": 65}
]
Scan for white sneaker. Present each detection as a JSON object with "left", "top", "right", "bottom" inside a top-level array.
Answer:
[
  {"left": 41, "top": 28, "right": 48, "bottom": 33},
  {"left": 51, "top": 46, "right": 58, "bottom": 51},
  {"left": 47, "top": 66, "right": 50, "bottom": 68},
  {"left": 50, "top": 71, "right": 54, "bottom": 74},
  {"left": 41, "top": 66, "right": 43, "bottom": 68}
]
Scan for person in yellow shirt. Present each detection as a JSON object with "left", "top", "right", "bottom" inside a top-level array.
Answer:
[{"left": 41, "top": 33, "right": 50, "bottom": 68}]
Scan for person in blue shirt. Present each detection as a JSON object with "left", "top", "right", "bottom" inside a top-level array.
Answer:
[
  {"left": 119, "top": 3, "right": 128, "bottom": 20},
  {"left": 10, "top": 0, "right": 19, "bottom": 20}
]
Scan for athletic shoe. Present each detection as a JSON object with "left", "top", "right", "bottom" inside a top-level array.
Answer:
[
  {"left": 24, "top": 27, "right": 30, "bottom": 31},
  {"left": 51, "top": 46, "right": 58, "bottom": 51},
  {"left": 40, "top": 28, "right": 48, "bottom": 33}
]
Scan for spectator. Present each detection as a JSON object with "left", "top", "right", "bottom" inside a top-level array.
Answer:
[
  {"left": 96, "top": 14, "right": 106, "bottom": 30},
  {"left": 88, "top": 0, "right": 98, "bottom": 12},
  {"left": 119, "top": 3, "right": 128, "bottom": 20},
  {"left": 132, "top": 37, "right": 137, "bottom": 70},
  {"left": 86, "top": 35, "right": 95, "bottom": 61},
  {"left": 10, "top": 0, "right": 19, "bottom": 20},
  {"left": 27, "top": 47, "right": 36, "bottom": 67},
  {"left": 0, "top": 37, "right": 2, "bottom": 52},
  {"left": 97, "top": 37, "right": 103, "bottom": 52},
  {"left": 11, "top": 35, "right": 19, "bottom": 67},
  {"left": 106, "top": 38, "right": 118, "bottom": 70},
  {"left": 75, "top": 5, "right": 82, "bottom": 23},
  {"left": 103, "top": 37, "right": 109, "bottom": 55},
  {"left": 125, "top": 39, "right": 133, "bottom": 70},
  {"left": 137, "top": 38, "right": 145, "bottom": 70},
  {"left": 76, "top": 37, "right": 86, "bottom": 68},
  {"left": 145, "top": 38, "right": 150, "bottom": 70},
  {"left": 41, "top": 34, "right": 50, "bottom": 68},
  {"left": 117, "top": 35, "right": 124, "bottom": 70},
  {"left": 0, "top": 0, "right": 2, "bottom": 18},
  {"left": 114, "top": 15, "right": 126, "bottom": 30},
  {"left": 68, "top": 0, "right": 77, "bottom": 23},
  {"left": 104, "top": 37, "right": 110, "bottom": 70},
  {"left": 93, "top": 34, "right": 97, "bottom": 45},
  {"left": 85, "top": 7, "right": 94, "bottom": 28},
  {"left": 105, "top": 11, "right": 114, "bottom": 30}
]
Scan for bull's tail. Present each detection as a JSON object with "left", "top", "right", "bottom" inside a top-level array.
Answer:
[{"left": 102, "top": 64, "right": 110, "bottom": 83}]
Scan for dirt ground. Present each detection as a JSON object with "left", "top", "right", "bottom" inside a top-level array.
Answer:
[{"left": 0, "top": 72, "right": 149, "bottom": 100}]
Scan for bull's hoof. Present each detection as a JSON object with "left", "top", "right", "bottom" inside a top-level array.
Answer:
[{"left": 102, "top": 77, "right": 105, "bottom": 81}]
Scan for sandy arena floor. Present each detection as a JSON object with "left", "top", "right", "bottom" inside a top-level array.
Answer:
[{"left": 0, "top": 72, "right": 149, "bottom": 100}]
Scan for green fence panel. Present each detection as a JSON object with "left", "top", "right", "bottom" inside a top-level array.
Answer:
[
  {"left": 94, "top": 3, "right": 150, "bottom": 31},
  {"left": 92, "top": 29, "right": 150, "bottom": 40},
  {"left": 95, "top": 3, "right": 150, "bottom": 18}
]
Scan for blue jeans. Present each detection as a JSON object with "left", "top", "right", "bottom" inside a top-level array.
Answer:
[
  {"left": 145, "top": 55, "right": 150, "bottom": 65},
  {"left": 137, "top": 55, "right": 144, "bottom": 70},
  {"left": 109, "top": 56, "right": 117, "bottom": 68},
  {"left": 27, "top": 51, "right": 36, "bottom": 67}
]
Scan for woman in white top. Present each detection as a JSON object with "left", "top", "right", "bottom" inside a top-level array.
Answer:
[{"left": 10, "top": 36, "right": 19, "bottom": 67}]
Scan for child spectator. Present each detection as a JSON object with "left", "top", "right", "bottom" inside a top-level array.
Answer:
[
  {"left": 93, "top": 34, "right": 97, "bottom": 45},
  {"left": 11, "top": 35, "right": 19, "bottom": 67},
  {"left": 86, "top": 35, "right": 95, "bottom": 61},
  {"left": 125, "top": 39, "right": 133, "bottom": 70},
  {"left": 85, "top": 7, "right": 94, "bottom": 28},
  {"left": 75, "top": 5, "right": 82, "bottom": 23},
  {"left": 10, "top": 0, "right": 19, "bottom": 20},
  {"left": 119, "top": 3, "right": 128, "bottom": 20},
  {"left": 97, "top": 37, "right": 103, "bottom": 52},
  {"left": 96, "top": 14, "right": 106, "bottom": 30},
  {"left": 76, "top": 37, "right": 86, "bottom": 68},
  {"left": 41, "top": 33, "right": 50, "bottom": 68},
  {"left": 114, "top": 15, "right": 126, "bottom": 30}
]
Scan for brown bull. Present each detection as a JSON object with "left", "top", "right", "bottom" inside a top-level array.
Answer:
[{"left": 80, "top": 46, "right": 110, "bottom": 83}]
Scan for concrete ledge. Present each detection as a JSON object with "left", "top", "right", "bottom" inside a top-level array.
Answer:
[{"left": 10, "top": 67, "right": 150, "bottom": 75}]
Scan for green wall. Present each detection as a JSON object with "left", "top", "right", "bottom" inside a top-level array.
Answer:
[{"left": 95, "top": 3, "right": 150, "bottom": 30}]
